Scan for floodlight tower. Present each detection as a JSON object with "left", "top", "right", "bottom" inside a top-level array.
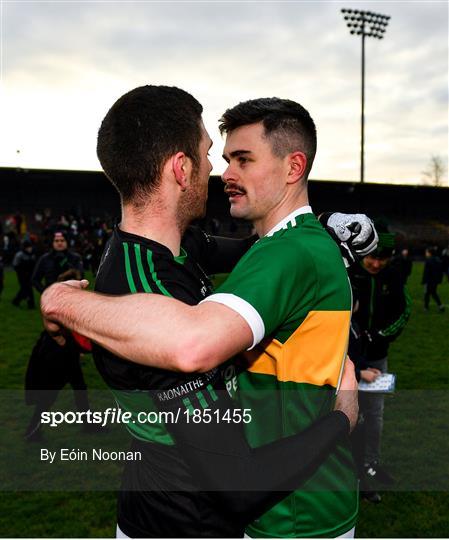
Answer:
[{"left": 341, "top": 9, "right": 390, "bottom": 183}]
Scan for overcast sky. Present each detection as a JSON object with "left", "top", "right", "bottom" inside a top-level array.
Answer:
[{"left": 0, "top": 0, "right": 447, "bottom": 185}]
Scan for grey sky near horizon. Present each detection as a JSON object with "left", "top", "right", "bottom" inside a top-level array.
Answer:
[{"left": 0, "top": 0, "right": 447, "bottom": 185}]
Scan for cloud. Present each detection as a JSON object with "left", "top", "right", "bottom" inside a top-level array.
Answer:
[{"left": 1, "top": 0, "right": 447, "bottom": 184}]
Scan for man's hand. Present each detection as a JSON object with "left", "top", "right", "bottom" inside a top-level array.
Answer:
[
  {"left": 57, "top": 269, "right": 82, "bottom": 282},
  {"left": 334, "top": 357, "right": 359, "bottom": 432},
  {"left": 360, "top": 367, "right": 381, "bottom": 383},
  {"left": 319, "top": 212, "right": 379, "bottom": 266},
  {"left": 41, "top": 280, "right": 89, "bottom": 346}
]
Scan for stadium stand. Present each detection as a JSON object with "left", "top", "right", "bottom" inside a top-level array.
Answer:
[{"left": 1, "top": 167, "right": 448, "bottom": 253}]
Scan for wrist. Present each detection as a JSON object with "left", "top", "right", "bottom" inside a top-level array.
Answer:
[
  {"left": 41, "top": 282, "right": 65, "bottom": 322},
  {"left": 332, "top": 409, "right": 351, "bottom": 436}
]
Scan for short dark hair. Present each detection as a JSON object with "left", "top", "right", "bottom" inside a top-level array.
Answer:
[
  {"left": 219, "top": 97, "right": 317, "bottom": 179},
  {"left": 97, "top": 85, "right": 203, "bottom": 203}
]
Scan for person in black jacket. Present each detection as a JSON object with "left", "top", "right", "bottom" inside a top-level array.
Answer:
[
  {"left": 422, "top": 247, "right": 445, "bottom": 312},
  {"left": 392, "top": 247, "right": 413, "bottom": 287},
  {"left": 25, "top": 231, "right": 92, "bottom": 441},
  {"left": 12, "top": 239, "right": 37, "bottom": 309},
  {"left": 31, "top": 231, "right": 83, "bottom": 292},
  {"left": 349, "top": 228, "right": 411, "bottom": 502}
]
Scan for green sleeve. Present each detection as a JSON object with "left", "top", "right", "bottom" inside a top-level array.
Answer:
[{"left": 216, "top": 237, "right": 317, "bottom": 337}]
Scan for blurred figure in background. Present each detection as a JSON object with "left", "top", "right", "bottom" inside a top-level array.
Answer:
[
  {"left": 422, "top": 247, "right": 444, "bottom": 312},
  {"left": 349, "top": 225, "right": 411, "bottom": 503},
  {"left": 393, "top": 247, "right": 413, "bottom": 286},
  {"left": 0, "top": 251, "right": 4, "bottom": 300},
  {"left": 25, "top": 231, "right": 92, "bottom": 441},
  {"left": 12, "top": 239, "right": 36, "bottom": 309},
  {"left": 32, "top": 231, "right": 83, "bottom": 291},
  {"left": 442, "top": 244, "right": 449, "bottom": 282}
]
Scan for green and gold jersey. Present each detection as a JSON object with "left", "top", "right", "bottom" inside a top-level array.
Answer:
[{"left": 203, "top": 207, "right": 358, "bottom": 538}]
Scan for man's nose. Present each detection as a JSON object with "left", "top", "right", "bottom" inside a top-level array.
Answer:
[{"left": 221, "top": 164, "right": 235, "bottom": 184}]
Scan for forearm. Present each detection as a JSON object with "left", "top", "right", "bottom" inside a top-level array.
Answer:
[
  {"left": 41, "top": 284, "right": 250, "bottom": 372},
  {"left": 32, "top": 279, "right": 44, "bottom": 294},
  {"left": 379, "top": 288, "right": 411, "bottom": 338},
  {"left": 151, "top": 370, "right": 349, "bottom": 525},
  {"left": 31, "top": 267, "right": 44, "bottom": 294}
]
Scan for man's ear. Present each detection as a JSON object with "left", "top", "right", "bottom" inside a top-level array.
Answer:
[
  {"left": 287, "top": 151, "right": 307, "bottom": 184},
  {"left": 172, "top": 152, "right": 192, "bottom": 191}
]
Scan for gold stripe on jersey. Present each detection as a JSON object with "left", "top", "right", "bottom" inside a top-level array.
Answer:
[{"left": 244, "top": 310, "right": 351, "bottom": 388}]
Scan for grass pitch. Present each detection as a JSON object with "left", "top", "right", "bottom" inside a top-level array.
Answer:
[{"left": 0, "top": 263, "right": 448, "bottom": 537}]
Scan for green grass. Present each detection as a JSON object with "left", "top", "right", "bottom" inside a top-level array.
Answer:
[{"left": 0, "top": 264, "right": 448, "bottom": 537}]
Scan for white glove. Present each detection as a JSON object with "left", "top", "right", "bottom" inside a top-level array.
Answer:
[{"left": 321, "top": 212, "right": 379, "bottom": 266}]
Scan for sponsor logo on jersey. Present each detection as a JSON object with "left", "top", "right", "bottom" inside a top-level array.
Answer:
[{"left": 155, "top": 369, "right": 218, "bottom": 403}]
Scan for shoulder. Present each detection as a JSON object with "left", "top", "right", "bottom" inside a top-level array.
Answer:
[
  {"left": 249, "top": 228, "right": 317, "bottom": 264},
  {"left": 68, "top": 251, "right": 82, "bottom": 261},
  {"left": 181, "top": 226, "right": 213, "bottom": 257},
  {"left": 36, "top": 252, "right": 52, "bottom": 264}
]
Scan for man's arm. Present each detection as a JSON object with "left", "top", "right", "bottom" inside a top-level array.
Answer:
[
  {"left": 129, "top": 358, "right": 357, "bottom": 526},
  {"left": 182, "top": 227, "right": 258, "bottom": 275},
  {"left": 41, "top": 283, "right": 252, "bottom": 372}
]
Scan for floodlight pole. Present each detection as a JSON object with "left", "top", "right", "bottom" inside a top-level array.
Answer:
[
  {"left": 341, "top": 9, "right": 390, "bottom": 184},
  {"left": 361, "top": 23, "right": 366, "bottom": 183}
]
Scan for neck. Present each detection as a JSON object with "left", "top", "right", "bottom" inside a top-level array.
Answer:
[
  {"left": 254, "top": 189, "right": 309, "bottom": 237},
  {"left": 120, "top": 199, "right": 183, "bottom": 256}
]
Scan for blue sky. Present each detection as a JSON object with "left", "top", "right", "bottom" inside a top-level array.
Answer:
[{"left": 0, "top": 0, "right": 447, "bottom": 184}]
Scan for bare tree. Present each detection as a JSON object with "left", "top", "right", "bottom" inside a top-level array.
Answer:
[{"left": 422, "top": 155, "right": 447, "bottom": 186}]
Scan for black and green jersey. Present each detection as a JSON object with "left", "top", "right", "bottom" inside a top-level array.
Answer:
[
  {"left": 94, "top": 226, "right": 227, "bottom": 537},
  {"left": 204, "top": 208, "right": 358, "bottom": 538}
]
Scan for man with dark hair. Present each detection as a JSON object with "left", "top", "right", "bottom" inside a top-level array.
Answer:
[
  {"left": 32, "top": 231, "right": 83, "bottom": 293},
  {"left": 349, "top": 227, "right": 411, "bottom": 502},
  {"left": 41, "top": 92, "right": 378, "bottom": 537},
  {"left": 97, "top": 85, "right": 204, "bottom": 205}
]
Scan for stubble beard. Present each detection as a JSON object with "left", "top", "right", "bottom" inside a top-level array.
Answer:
[{"left": 177, "top": 171, "right": 207, "bottom": 233}]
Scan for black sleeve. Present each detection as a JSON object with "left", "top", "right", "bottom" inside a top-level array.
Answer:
[
  {"left": 182, "top": 226, "right": 257, "bottom": 274},
  {"left": 31, "top": 256, "right": 46, "bottom": 293},
  {"left": 151, "top": 367, "right": 349, "bottom": 527}
]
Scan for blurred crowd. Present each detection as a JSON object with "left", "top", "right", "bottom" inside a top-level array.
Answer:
[{"left": 0, "top": 210, "right": 114, "bottom": 271}]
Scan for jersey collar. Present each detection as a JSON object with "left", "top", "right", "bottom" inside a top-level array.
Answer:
[{"left": 265, "top": 205, "right": 313, "bottom": 238}]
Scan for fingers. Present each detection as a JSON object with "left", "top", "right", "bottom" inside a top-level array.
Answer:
[
  {"left": 339, "top": 357, "right": 357, "bottom": 392},
  {"left": 43, "top": 319, "right": 66, "bottom": 347},
  {"left": 345, "top": 356, "right": 355, "bottom": 369},
  {"left": 53, "top": 335, "right": 67, "bottom": 347},
  {"left": 62, "top": 279, "right": 90, "bottom": 289}
]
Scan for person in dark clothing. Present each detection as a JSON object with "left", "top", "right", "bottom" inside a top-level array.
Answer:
[
  {"left": 393, "top": 247, "right": 413, "bottom": 286},
  {"left": 12, "top": 240, "right": 37, "bottom": 309},
  {"left": 422, "top": 247, "right": 445, "bottom": 312},
  {"left": 0, "top": 252, "right": 4, "bottom": 299},
  {"left": 349, "top": 229, "right": 411, "bottom": 503},
  {"left": 25, "top": 231, "right": 91, "bottom": 441},
  {"left": 32, "top": 231, "right": 83, "bottom": 292},
  {"left": 348, "top": 298, "right": 382, "bottom": 385},
  {"left": 441, "top": 245, "right": 449, "bottom": 282}
]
